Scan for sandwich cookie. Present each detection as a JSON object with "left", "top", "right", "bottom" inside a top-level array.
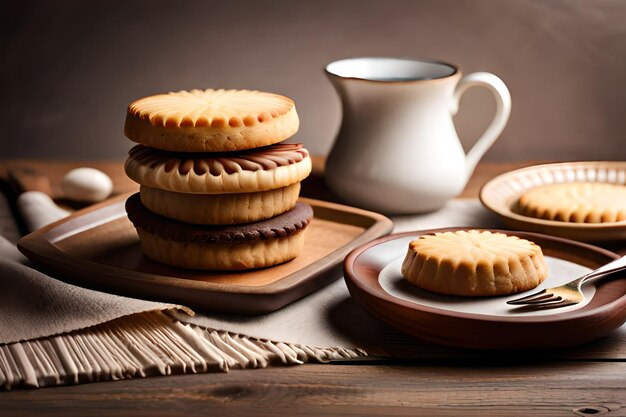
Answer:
[
  {"left": 125, "top": 142, "right": 311, "bottom": 224},
  {"left": 126, "top": 193, "right": 313, "bottom": 270},
  {"left": 125, "top": 142, "right": 311, "bottom": 194},
  {"left": 125, "top": 89, "right": 299, "bottom": 152}
]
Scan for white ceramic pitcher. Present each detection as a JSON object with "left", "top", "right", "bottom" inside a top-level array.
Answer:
[{"left": 325, "top": 57, "right": 511, "bottom": 213}]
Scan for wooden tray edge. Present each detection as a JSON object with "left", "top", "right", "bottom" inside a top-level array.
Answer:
[{"left": 18, "top": 194, "right": 394, "bottom": 315}]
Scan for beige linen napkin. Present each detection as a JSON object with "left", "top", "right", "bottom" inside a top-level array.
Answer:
[
  {"left": 0, "top": 191, "right": 498, "bottom": 389},
  {"left": 0, "top": 237, "right": 186, "bottom": 343}
]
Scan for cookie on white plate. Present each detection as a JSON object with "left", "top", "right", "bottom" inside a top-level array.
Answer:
[{"left": 401, "top": 230, "right": 547, "bottom": 297}]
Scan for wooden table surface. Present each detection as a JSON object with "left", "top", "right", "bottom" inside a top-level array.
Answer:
[{"left": 1, "top": 159, "right": 625, "bottom": 417}]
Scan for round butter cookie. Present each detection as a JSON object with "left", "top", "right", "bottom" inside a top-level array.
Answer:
[
  {"left": 125, "top": 89, "right": 299, "bottom": 152},
  {"left": 139, "top": 183, "right": 301, "bottom": 225},
  {"left": 517, "top": 182, "right": 626, "bottom": 223},
  {"left": 125, "top": 193, "right": 313, "bottom": 270},
  {"left": 125, "top": 143, "right": 311, "bottom": 194},
  {"left": 401, "top": 230, "right": 547, "bottom": 297}
]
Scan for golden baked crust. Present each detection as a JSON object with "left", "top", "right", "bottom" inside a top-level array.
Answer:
[
  {"left": 124, "top": 89, "right": 299, "bottom": 152},
  {"left": 401, "top": 230, "right": 547, "bottom": 296},
  {"left": 140, "top": 183, "right": 301, "bottom": 225},
  {"left": 124, "top": 143, "right": 311, "bottom": 194},
  {"left": 518, "top": 182, "right": 626, "bottom": 223},
  {"left": 136, "top": 228, "right": 307, "bottom": 270}
]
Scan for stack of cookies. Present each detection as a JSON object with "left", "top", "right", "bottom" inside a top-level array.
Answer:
[{"left": 122, "top": 88, "right": 313, "bottom": 270}]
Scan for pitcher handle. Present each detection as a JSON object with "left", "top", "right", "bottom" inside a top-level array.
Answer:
[{"left": 452, "top": 72, "right": 511, "bottom": 176}]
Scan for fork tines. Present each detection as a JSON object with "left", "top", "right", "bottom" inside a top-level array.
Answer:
[
  {"left": 506, "top": 289, "right": 577, "bottom": 308},
  {"left": 505, "top": 289, "right": 572, "bottom": 305}
]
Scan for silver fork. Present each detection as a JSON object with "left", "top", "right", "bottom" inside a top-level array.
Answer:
[{"left": 507, "top": 254, "right": 626, "bottom": 308}]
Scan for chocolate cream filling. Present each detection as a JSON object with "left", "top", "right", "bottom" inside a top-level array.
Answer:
[
  {"left": 125, "top": 193, "right": 313, "bottom": 244},
  {"left": 127, "top": 142, "right": 308, "bottom": 176}
]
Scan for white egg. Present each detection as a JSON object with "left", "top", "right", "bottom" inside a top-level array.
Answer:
[{"left": 61, "top": 167, "right": 113, "bottom": 203}]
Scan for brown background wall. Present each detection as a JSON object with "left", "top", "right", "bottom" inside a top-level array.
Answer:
[{"left": 2, "top": 0, "right": 626, "bottom": 161}]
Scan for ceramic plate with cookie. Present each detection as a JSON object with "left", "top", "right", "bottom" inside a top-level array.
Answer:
[
  {"left": 480, "top": 161, "right": 626, "bottom": 242},
  {"left": 343, "top": 228, "right": 626, "bottom": 349}
]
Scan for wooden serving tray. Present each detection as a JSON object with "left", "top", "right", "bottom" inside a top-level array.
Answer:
[{"left": 18, "top": 194, "right": 393, "bottom": 314}]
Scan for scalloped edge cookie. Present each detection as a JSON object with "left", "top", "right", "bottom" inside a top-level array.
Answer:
[
  {"left": 124, "top": 89, "right": 299, "bottom": 152},
  {"left": 517, "top": 182, "right": 626, "bottom": 223},
  {"left": 124, "top": 143, "right": 311, "bottom": 194},
  {"left": 140, "top": 183, "right": 301, "bottom": 225},
  {"left": 401, "top": 230, "right": 547, "bottom": 297}
]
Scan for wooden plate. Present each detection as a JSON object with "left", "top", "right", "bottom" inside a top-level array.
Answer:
[
  {"left": 480, "top": 161, "right": 626, "bottom": 242},
  {"left": 344, "top": 228, "right": 626, "bottom": 349},
  {"left": 18, "top": 194, "right": 393, "bottom": 315}
]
